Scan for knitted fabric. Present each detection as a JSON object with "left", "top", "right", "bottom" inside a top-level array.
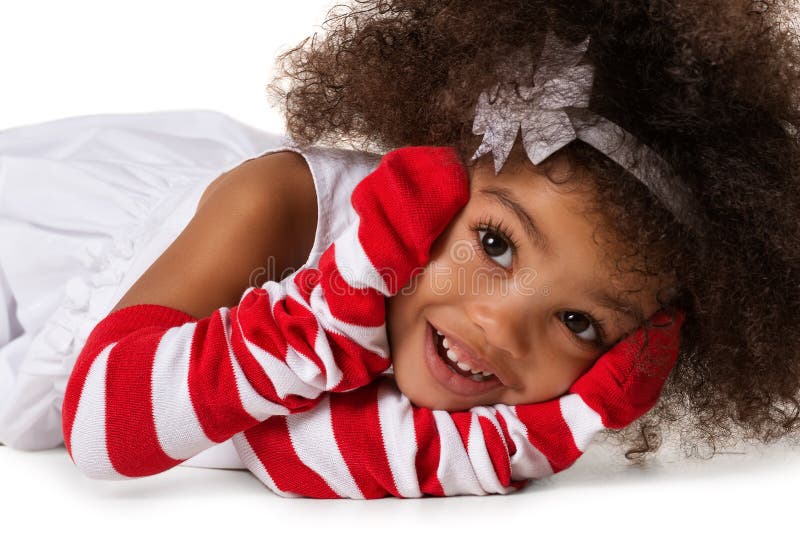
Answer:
[{"left": 61, "top": 146, "right": 684, "bottom": 498}]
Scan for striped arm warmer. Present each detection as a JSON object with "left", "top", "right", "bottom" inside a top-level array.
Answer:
[
  {"left": 233, "top": 308, "right": 683, "bottom": 498},
  {"left": 61, "top": 145, "right": 684, "bottom": 497},
  {"left": 61, "top": 146, "right": 469, "bottom": 478}
]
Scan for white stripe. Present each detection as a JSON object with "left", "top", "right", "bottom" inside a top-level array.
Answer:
[
  {"left": 223, "top": 308, "right": 291, "bottom": 420},
  {"left": 235, "top": 282, "right": 320, "bottom": 401},
  {"left": 69, "top": 345, "right": 128, "bottom": 480},
  {"left": 280, "top": 270, "right": 338, "bottom": 391},
  {"left": 468, "top": 406, "right": 517, "bottom": 494},
  {"left": 499, "top": 405, "right": 553, "bottom": 480},
  {"left": 309, "top": 283, "right": 391, "bottom": 359},
  {"left": 228, "top": 353, "right": 291, "bottom": 418},
  {"left": 559, "top": 393, "right": 603, "bottom": 452},
  {"left": 284, "top": 231, "right": 391, "bottom": 394},
  {"left": 333, "top": 214, "right": 390, "bottom": 294},
  {"left": 151, "top": 323, "right": 215, "bottom": 460},
  {"left": 432, "top": 410, "right": 485, "bottom": 496},
  {"left": 284, "top": 321, "right": 332, "bottom": 392},
  {"left": 239, "top": 328, "right": 319, "bottom": 400},
  {"left": 231, "top": 432, "right": 298, "bottom": 498},
  {"left": 263, "top": 274, "right": 337, "bottom": 392},
  {"left": 471, "top": 405, "right": 511, "bottom": 453},
  {"left": 282, "top": 269, "right": 312, "bottom": 311},
  {"left": 376, "top": 380, "right": 422, "bottom": 497},
  {"left": 286, "top": 395, "right": 363, "bottom": 499},
  {"left": 464, "top": 411, "right": 504, "bottom": 494},
  {"left": 288, "top": 259, "right": 390, "bottom": 393}
]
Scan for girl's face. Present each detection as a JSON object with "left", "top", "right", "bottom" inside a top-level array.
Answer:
[{"left": 386, "top": 155, "right": 674, "bottom": 411}]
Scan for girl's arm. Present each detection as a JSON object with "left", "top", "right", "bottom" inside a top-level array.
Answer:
[
  {"left": 111, "top": 150, "right": 318, "bottom": 320},
  {"left": 233, "top": 308, "right": 684, "bottom": 499},
  {"left": 62, "top": 146, "right": 469, "bottom": 480}
]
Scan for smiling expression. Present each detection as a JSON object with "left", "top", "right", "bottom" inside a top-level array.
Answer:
[{"left": 386, "top": 152, "right": 675, "bottom": 411}]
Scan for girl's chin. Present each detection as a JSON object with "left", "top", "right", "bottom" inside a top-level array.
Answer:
[
  {"left": 396, "top": 387, "right": 470, "bottom": 411},
  {"left": 393, "top": 372, "right": 490, "bottom": 411}
]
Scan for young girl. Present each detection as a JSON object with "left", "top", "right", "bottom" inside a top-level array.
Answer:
[
  {"left": 1, "top": 0, "right": 799, "bottom": 497},
  {"left": 258, "top": 0, "right": 800, "bottom": 459}
]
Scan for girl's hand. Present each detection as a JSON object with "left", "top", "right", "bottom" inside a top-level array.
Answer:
[
  {"left": 232, "top": 307, "right": 684, "bottom": 498},
  {"left": 512, "top": 307, "right": 683, "bottom": 473},
  {"left": 285, "top": 144, "right": 471, "bottom": 393}
]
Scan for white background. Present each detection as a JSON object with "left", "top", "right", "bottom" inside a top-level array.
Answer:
[
  {"left": 0, "top": 0, "right": 338, "bottom": 132},
  {"left": 1, "top": 1, "right": 799, "bottom": 533}
]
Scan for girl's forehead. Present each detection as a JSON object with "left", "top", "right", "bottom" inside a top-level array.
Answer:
[
  {"left": 468, "top": 155, "right": 593, "bottom": 207},
  {"left": 468, "top": 160, "right": 601, "bottom": 259},
  {"left": 468, "top": 155, "right": 676, "bottom": 284}
]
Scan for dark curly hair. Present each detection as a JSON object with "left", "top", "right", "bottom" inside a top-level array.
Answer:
[{"left": 265, "top": 0, "right": 800, "bottom": 461}]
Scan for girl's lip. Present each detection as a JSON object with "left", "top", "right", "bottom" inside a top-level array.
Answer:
[
  {"left": 424, "top": 321, "right": 504, "bottom": 397},
  {"left": 430, "top": 323, "right": 508, "bottom": 384}
]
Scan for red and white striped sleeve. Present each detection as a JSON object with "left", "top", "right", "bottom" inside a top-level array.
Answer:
[
  {"left": 61, "top": 146, "right": 470, "bottom": 480},
  {"left": 232, "top": 308, "right": 685, "bottom": 499}
]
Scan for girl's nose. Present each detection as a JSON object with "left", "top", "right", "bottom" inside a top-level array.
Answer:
[{"left": 464, "top": 293, "right": 531, "bottom": 360}]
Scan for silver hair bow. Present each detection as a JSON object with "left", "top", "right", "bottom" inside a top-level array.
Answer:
[{"left": 471, "top": 31, "right": 703, "bottom": 233}]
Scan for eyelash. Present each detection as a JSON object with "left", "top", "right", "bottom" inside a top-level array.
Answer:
[
  {"left": 469, "top": 214, "right": 522, "bottom": 265},
  {"left": 469, "top": 215, "right": 610, "bottom": 349}
]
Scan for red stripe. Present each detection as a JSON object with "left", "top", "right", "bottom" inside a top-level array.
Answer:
[
  {"left": 569, "top": 309, "right": 683, "bottom": 429},
  {"left": 327, "top": 331, "right": 391, "bottom": 393},
  {"left": 275, "top": 292, "right": 325, "bottom": 371},
  {"left": 350, "top": 147, "right": 468, "bottom": 295},
  {"left": 490, "top": 416, "right": 531, "bottom": 486},
  {"left": 513, "top": 403, "right": 581, "bottom": 473},
  {"left": 450, "top": 411, "right": 473, "bottom": 447},
  {"left": 412, "top": 407, "right": 444, "bottom": 496},
  {"left": 494, "top": 411, "right": 516, "bottom": 455},
  {"left": 477, "top": 416, "right": 512, "bottom": 487},
  {"left": 329, "top": 383, "right": 396, "bottom": 498},
  {"left": 189, "top": 312, "right": 258, "bottom": 442},
  {"left": 105, "top": 325, "right": 180, "bottom": 476},
  {"left": 243, "top": 417, "right": 338, "bottom": 498},
  {"left": 291, "top": 267, "right": 320, "bottom": 304},
  {"left": 229, "top": 298, "right": 319, "bottom": 413},
  {"left": 509, "top": 478, "right": 531, "bottom": 491},
  {"left": 318, "top": 244, "right": 386, "bottom": 327},
  {"left": 63, "top": 304, "right": 196, "bottom": 457},
  {"left": 234, "top": 287, "right": 289, "bottom": 363}
]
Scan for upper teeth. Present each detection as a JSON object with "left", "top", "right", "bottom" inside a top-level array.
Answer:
[{"left": 437, "top": 330, "right": 494, "bottom": 377}]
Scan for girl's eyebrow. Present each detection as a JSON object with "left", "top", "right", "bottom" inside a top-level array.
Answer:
[
  {"left": 477, "top": 185, "right": 554, "bottom": 256},
  {"left": 587, "top": 287, "right": 646, "bottom": 323},
  {"left": 478, "top": 185, "right": 644, "bottom": 323}
]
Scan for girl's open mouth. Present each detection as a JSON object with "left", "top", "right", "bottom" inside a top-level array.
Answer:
[{"left": 424, "top": 321, "right": 502, "bottom": 396}]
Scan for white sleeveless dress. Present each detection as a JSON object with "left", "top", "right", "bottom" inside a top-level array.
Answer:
[{"left": 0, "top": 109, "right": 382, "bottom": 468}]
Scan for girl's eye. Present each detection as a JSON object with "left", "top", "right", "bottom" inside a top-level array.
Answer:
[
  {"left": 470, "top": 216, "right": 520, "bottom": 270},
  {"left": 559, "top": 310, "right": 609, "bottom": 349},
  {"left": 477, "top": 229, "right": 513, "bottom": 268}
]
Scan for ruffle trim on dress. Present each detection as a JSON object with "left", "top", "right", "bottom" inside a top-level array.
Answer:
[
  {"left": 35, "top": 222, "right": 144, "bottom": 399},
  {"left": 6, "top": 165, "right": 240, "bottom": 454},
  {"left": 31, "top": 172, "right": 208, "bottom": 411}
]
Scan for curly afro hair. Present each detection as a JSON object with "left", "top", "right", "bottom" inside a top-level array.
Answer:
[{"left": 265, "top": 0, "right": 800, "bottom": 461}]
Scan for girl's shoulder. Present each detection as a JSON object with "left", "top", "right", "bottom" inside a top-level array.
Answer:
[
  {"left": 245, "top": 143, "right": 384, "bottom": 264},
  {"left": 197, "top": 150, "right": 316, "bottom": 216},
  {"left": 109, "top": 149, "right": 319, "bottom": 319},
  {"left": 109, "top": 142, "right": 382, "bottom": 320}
]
